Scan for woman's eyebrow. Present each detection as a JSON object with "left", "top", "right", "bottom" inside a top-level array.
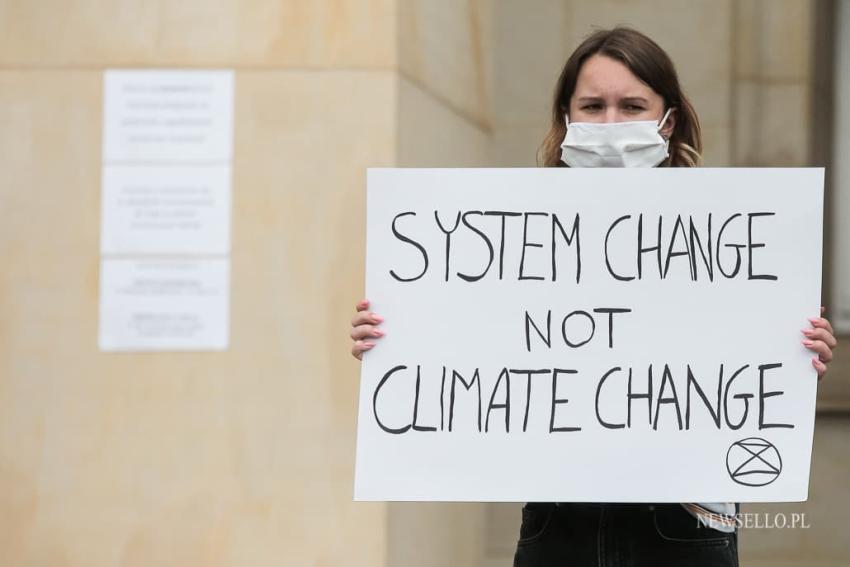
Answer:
[{"left": 575, "top": 96, "right": 649, "bottom": 104}]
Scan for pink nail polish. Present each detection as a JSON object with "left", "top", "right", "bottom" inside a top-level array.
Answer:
[
  {"left": 803, "top": 340, "right": 813, "bottom": 346},
  {"left": 372, "top": 328, "right": 384, "bottom": 337},
  {"left": 363, "top": 341, "right": 374, "bottom": 348},
  {"left": 373, "top": 314, "right": 384, "bottom": 322}
]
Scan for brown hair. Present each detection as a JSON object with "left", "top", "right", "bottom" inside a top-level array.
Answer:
[{"left": 538, "top": 26, "right": 702, "bottom": 167}]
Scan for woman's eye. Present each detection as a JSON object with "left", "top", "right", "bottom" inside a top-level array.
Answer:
[{"left": 582, "top": 104, "right": 602, "bottom": 111}]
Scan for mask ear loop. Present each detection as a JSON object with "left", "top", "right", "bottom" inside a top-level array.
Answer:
[
  {"left": 657, "top": 107, "right": 674, "bottom": 138},
  {"left": 564, "top": 113, "right": 571, "bottom": 127}
]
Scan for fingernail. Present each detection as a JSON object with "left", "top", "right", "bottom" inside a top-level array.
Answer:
[
  {"left": 373, "top": 314, "right": 384, "bottom": 322},
  {"left": 372, "top": 328, "right": 384, "bottom": 337},
  {"left": 801, "top": 328, "right": 813, "bottom": 335},
  {"left": 363, "top": 341, "right": 375, "bottom": 348},
  {"left": 803, "top": 339, "right": 813, "bottom": 346},
  {"left": 808, "top": 317, "right": 819, "bottom": 324}
]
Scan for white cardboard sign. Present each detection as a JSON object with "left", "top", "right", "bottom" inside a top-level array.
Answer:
[{"left": 355, "top": 167, "right": 824, "bottom": 503}]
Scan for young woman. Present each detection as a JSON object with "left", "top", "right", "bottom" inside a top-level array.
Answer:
[{"left": 349, "top": 26, "right": 836, "bottom": 567}]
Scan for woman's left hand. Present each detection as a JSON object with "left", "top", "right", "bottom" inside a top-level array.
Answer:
[{"left": 803, "top": 306, "right": 837, "bottom": 380}]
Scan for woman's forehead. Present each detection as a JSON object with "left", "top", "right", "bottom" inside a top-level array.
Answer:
[{"left": 573, "top": 54, "right": 659, "bottom": 101}]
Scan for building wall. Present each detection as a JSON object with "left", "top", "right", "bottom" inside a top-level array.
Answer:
[
  {"left": 0, "top": 1, "right": 398, "bottom": 565},
  {"left": 391, "top": 3, "right": 492, "bottom": 567},
  {"left": 833, "top": 0, "right": 850, "bottom": 334}
]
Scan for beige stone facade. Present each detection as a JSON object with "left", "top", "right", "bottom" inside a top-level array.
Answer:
[{"left": 0, "top": 1, "right": 847, "bottom": 565}]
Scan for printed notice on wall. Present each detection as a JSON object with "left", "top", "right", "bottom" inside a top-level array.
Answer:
[
  {"left": 100, "top": 165, "right": 232, "bottom": 255},
  {"left": 354, "top": 167, "right": 824, "bottom": 503},
  {"left": 99, "top": 259, "right": 230, "bottom": 351},
  {"left": 99, "top": 69, "right": 234, "bottom": 351},
  {"left": 102, "top": 70, "right": 234, "bottom": 163}
]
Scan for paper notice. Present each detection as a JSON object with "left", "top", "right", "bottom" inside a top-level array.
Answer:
[
  {"left": 102, "top": 70, "right": 234, "bottom": 163},
  {"left": 100, "top": 164, "right": 231, "bottom": 255},
  {"left": 98, "top": 258, "right": 230, "bottom": 351}
]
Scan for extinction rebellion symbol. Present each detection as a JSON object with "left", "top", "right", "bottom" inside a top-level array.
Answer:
[{"left": 726, "top": 437, "right": 782, "bottom": 487}]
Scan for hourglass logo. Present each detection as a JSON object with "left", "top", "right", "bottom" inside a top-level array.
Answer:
[{"left": 726, "top": 437, "right": 782, "bottom": 487}]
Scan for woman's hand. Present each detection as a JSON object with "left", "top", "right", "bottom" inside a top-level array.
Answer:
[
  {"left": 350, "top": 298, "right": 384, "bottom": 360},
  {"left": 803, "top": 306, "right": 837, "bottom": 380}
]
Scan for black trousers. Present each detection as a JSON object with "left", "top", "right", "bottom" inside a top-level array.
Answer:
[{"left": 513, "top": 503, "right": 739, "bottom": 567}]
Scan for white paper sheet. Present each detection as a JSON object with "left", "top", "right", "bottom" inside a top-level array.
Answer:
[
  {"left": 102, "top": 70, "right": 234, "bottom": 163},
  {"left": 100, "top": 164, "right": 231, "bottom": 255},
  {"left": 98, "top": 258, "right": 230, "bottom": 351}
]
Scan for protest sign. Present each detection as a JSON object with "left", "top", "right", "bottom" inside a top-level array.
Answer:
[{"left": 354, "top": 167, "right": 823, "bottom": 502}]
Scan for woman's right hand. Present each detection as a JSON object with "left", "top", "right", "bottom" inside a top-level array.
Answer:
[{"left": 350, "top": 298, "right": 384, "bottom": 360}]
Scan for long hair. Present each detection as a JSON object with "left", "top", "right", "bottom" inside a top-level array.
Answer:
[{"left": 538, "top": 26, "right": 702, "bottom": 168}]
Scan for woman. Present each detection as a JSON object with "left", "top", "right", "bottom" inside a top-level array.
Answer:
[{"left": 349, "top": 26, "right": 836, "bottom": 567}]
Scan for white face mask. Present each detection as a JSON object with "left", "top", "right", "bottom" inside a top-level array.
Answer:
[{"left": 559, "top": 107, "right": 673, "bottom": 168}]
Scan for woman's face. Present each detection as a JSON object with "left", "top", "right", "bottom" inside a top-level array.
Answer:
[{"left": 568, "top": 53, "right": 675, "bottom": 138}]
